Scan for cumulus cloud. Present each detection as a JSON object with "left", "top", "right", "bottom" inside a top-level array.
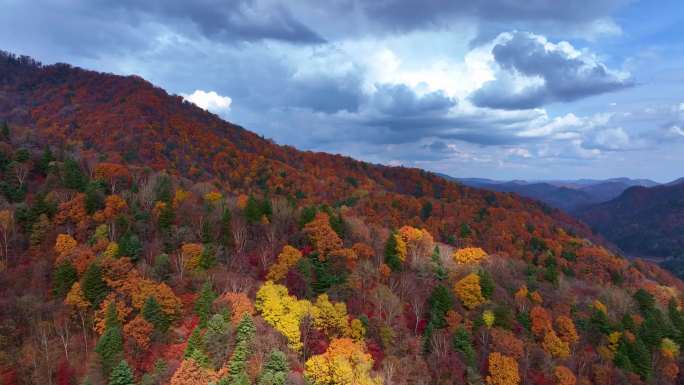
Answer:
[
  {"left": 182, "top": 90, "right": 232, "bottom": 114},
  {"left": 471, "top": 32, "right": 633, "bottom": 110}
]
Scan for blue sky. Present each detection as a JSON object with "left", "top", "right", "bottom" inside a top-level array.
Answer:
[{"left": 2, "top": 0, "right": 683, "bottom": 182}]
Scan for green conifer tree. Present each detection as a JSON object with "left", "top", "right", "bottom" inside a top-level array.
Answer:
[
  {"left": 108, "top": 360, "right": 135, "bottom": 385},
  {"left": 53, "top": 261, "right": 78, "bottom": 298},
  {"left": 82, "top": 264, "right": 108, "bottom": 307},
  {"left": 384, "top": 231, "right": 402, "bottom": 272},
  {"left": 142, "top": 296, "right": 170, "bottom": 332},
  {"left": 195, "top": 281, "right": 217, "bottom": 328}
]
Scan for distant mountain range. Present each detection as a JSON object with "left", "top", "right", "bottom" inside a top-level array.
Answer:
[
  {"left": 446, "top": 176, "right": 661, "bottom": 213},
  {"left": 577, "top": 180, "right": 684, "bottom": 260}
]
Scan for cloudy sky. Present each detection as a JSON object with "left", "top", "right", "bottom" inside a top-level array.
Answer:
[{"left": 2, "top": 0, "right": 684, "bottom": 181}]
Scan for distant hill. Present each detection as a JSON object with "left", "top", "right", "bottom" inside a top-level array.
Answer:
[
  {"left": 448, "top": 176, "right": 658, "bottom": 213},
  {"left": 578, "top": 180, "right": 684, "bottom": 261}
]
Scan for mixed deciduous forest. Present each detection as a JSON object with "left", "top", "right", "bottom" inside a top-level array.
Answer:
[{"left": 2, "top": 51, "right": 684, "bottom": 385}]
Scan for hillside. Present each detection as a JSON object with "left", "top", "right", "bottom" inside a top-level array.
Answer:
[
  {"left": 2, "top": 51, "right": 684, "bottom": 385},
  {"left": 579, "top": 181, "right": 684, "bottom": 263}
]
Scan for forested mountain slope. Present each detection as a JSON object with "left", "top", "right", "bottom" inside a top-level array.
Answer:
[
  {"left": 1, "top": 51, "right": 684, "bottom": 385},
  {"left": 579, "top": 181, "right": 684, "bottom": 263}
]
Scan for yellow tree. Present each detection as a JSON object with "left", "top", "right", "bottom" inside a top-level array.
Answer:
[
  {"left": 486, "top": 352, "right": 520, "bottom": 385},
  {"left": 555, "top": 316, "right": 579, "bottom": 345},
  {"left": 54, "top": 234, "right": 78, "bottom": 259},
  {"left": 542, "top": 330, "right": 570, "bottom": 358},
  {"left": 304, "top": 338, "right": 383, "bottom": 385},
  {"left": 65, "top": 282, "right": 90, "bottom": 354},
  {"left": 266, "top": 245, "right": 302, "bottom": 281},
  {"left": 454, "top": 273, "right": 486, "bottom": 309},
  {"left": 181, "top": 243, "right": 204, "bottom": 271},
  {"left": 311, "top": 294, "right": 352, "bottom": 338},
  {"left": 256, "top": 281, "right": 311, "bottom": 352},
  {"left": 396, "top": 226, "right": 434, "bottom": 262},
  {"left": 452, "top": 247, "right": 488, "bottom": 265}
]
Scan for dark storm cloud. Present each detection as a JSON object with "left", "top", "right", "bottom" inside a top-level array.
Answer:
[
  {"left": 471, "top": 32, "right": 634, "bottom": 110},
  {"left": 370, "top": 84, "right": 456, "bottom": 117},
  {"left": 106, "top": 0, "right": 325, "bottom": 44},
  {"left": 355, "top": 0, "right": 626, "bottom": 32},
  {"left": 286, "top": 73, "right": 365, "bottom": 113}
]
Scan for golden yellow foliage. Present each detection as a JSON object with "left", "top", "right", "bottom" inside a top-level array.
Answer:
[
  {"left": 204, "top": 191, "right": 223, "bottom": 203},
  {"left": 661, "top": 338, "right": 680, "bottom": 359},
  {"left": 266, "top": 245, "right": 302, "bottom": 281},
  {"left": 543, "top": 331, "right": 570, "bottom": 358},
  {"left": 304, "top": 338, "right": 383, "bottom": 385},
  {"left": 555, "top": 315, "right": 579, "bottom": 345},
  {"left": 396, "top": 226, "right": 434, "bottom": 261},
  {"left": 172, "top": 188, "right": 190, "bottom": 207},
  {"left": 311, "top": 294, "right": 352, "bottom": 338},
  {"left": 593, "top": 300, "right": 607, "bottom": 315},
  {"left": 452, "top": 247, "right": 488, "bottom": 265},
  {"left": 483, "top": 310, "right": 495, "bottom": 328},
  {"left": 256, "top": 281, "right": 311, "bottom": 352},
  {"left": 181, "top": 243, "right": 204, "bottom": 270},
  {"left": 103, "top": 241, "right": 119, "bottom": 259},
  {"left": 64, "top": 282, "right": 89, "bottom": 311},
  {"left": 54, "top": 234, "right": 78, "bottom": 257},
  {"left": 486, "top": 352, "right": 520, "bottom": 385},
  {"left": 454, "top": 273, "right": 486, "bottom": 310}
]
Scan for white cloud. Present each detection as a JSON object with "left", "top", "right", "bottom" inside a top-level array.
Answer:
[{"left": 182, "top": 90, "right": 232, "bottom": 114}]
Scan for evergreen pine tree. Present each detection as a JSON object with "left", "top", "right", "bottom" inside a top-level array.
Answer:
[
  {"left": 108, "top": 360, "right": 135, "bottom": 385},
  {"left": 431, "top": 246, "right": 447, "bottom": 281},
  {"left": 118, "top": 232, "right": 142, "bottom": 262},
  {"left": 84, "top": 182, "right": 105, "bottom": 214},
  {"left": 203, "top": 314, "right": 232, "bottom": 370},
  {"left": 384, "top": 231, "right": 402, "bottom": 272},
  {"left": 453, "top": 327, "right": 476, "bottom": 367},
  {"left": 95, "top": 323, "right": 123, "bottom": 375},
  {"left": 62, "top": 158, "right": 88, "bottom": 191},
  {"left": 199, "top": 244, "right": 217, "bottom": 270},
  {"left": 628, "top": 337, "right": 652, "bottom": 380},
  {"left": 244, "top": 196, "right": 262, "bottom": 224},
  {"left": 613, "top": 337, "right": 633, "bottom": 372},
  {"left": 478, "top": 269, "right": 495, "bottom": 299},
  {"left": 153, "top": 254, "right": 171, "bottom": 282},
  {"left": 235, "top": 313, "right": 256, "bottom": 344},
  {"left": 184, "top": 327, "right": 203, "bottom": 358},
  {"left": 142, "top": 296, "right": 170, "bottom": 332},
  {"left": 219, "top": 208, "right": 234, "bottom": 251},
  {"left": 35, "top": 146, "right": 54, "bottom": 176},
  {"left": 158, "top": 204, "right": 175, "bottom": 232},
  {"left": 258, "top": 350, "right": 289, "bottom": 385},
  {"left": 53, "top": 261, "right": 77, "bottom": 298},
  {"left": 195, "top": 281, "right": 217, "bottom": 328},
  {"left": 426, "top": 284, "right": 454, "bottom": 329},
  {"left": 82, "top": 264, "right": 108, "bottom": 307}
]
